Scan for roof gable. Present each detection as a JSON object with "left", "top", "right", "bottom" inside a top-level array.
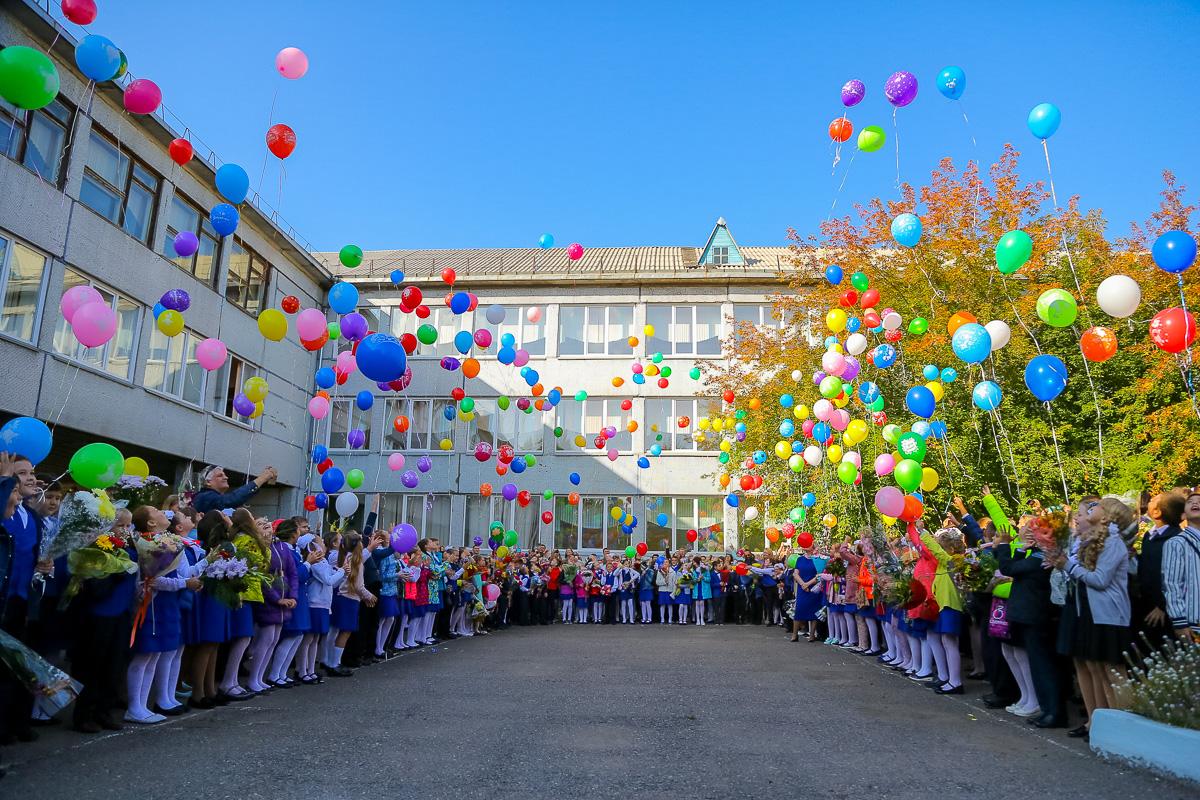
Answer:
[{"left": 697, "top": 217, "right": 744, "bottom": 266}]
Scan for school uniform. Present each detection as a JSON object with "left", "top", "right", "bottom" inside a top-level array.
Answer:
[
  {"left": 68, "top": 542, "right": 138, "bottom": 728},
  {"left": 373, "top": 550, "right": 400, "bottom": 620},
  {"left": 306, "top": 558, "right": 345, "bottom": 636},
  {"left": 282, "top": 548, "right": 312, "bottom": 637}
]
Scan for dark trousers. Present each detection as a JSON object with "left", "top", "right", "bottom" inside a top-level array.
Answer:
[
  {"left": 604, "top": 594, "right": 618, "bottom": 625},
  {"left": 1, "top": 597, "right": 35, "bottom": 738},
  {"left": 711, "top": 595, "right": 725, "bottom": 623},
  {"left": 1015, "top": 620, "right": 1064, "bottom": 718},
  {"left": 762, "top": 588, "right": 779, "bottom": 624},
  {"left": 69, "top": 612, "right": 130, "bottom": 725}
]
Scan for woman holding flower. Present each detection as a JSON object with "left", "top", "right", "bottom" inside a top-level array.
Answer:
[
  {"left": 243, "top": 516, "right": 297, "bottom": 694},
  {"left": 188, "top": 511, "right": 232, "bottom": 709},
  {"left": 220, "top": 509, "right": 268, "bottom": 700}
]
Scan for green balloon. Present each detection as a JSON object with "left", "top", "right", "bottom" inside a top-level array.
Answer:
[
  {"left": 624, "top": 545, "right": 636, "bottom": 558},
  {"left": 574, "top": 390, "right": 587, "bottom": 401},
  {"left": 836, "top": 461, "right": 858, "bottom": 484},
  {"left": 0, "top": 46, "right": 60, "bottom": 111},
  {"left": 524, "top": 454, "right": 536, "bottom": 467},
  {"left": 995, "top": 230, "right": 1033, "bottom": 275},
  {"left": 786, "top": 554, "right": 799, "bottom": 569},
  {"left": 660, "top": 366, "right": 672, "bottom": 378},
  {"left": 734, "top": 410, "right": 746, "bottom": 420},
  {"left": 857, "top": 125, "right": 886, "bottom": 153},
  {"left": 896, "top": 432, "right": 927, "bottom": 463},
  {"left": 788, "top": 454, "right": 804, "bottom": 472},
  {"left": 490, "top": 521, "right": 504, "bottom": 534},
  {"left": 338, "top": 244, "right": 364, "bottom": 269},
  {"left": 882, "top": 424, "right": 901, "bottom": 445},
  {"left": 655, "top": 434, "right": 663, "bottom": 441},
  {"left": 907, "top": 317, "right": 929, "bottom": 335},
  {"left": 326, "top": 322, "right": 340, "bottom": 340},
  {"left": 114, "top": 50, "right": 128, "bottom": 81},
  {"left": 652, "top": 353, "right": 663, "bottom": 364},
  {"left": 346, "top": 468, "right": 365, "bottom": 489},
  {"left": 69, "top": 443, "right": 124, "bottom": 490},
  {"left": 504, "top": 529, "right": 518, "bottom": 547},
  {"left": 553, "top": 426, "right": 563, "bottom": 437},
  {"left": 497, "top": 396, "right": 510, "bottom": 411},
  {"left": 416, "top": 324, "right": 437, "bottom": 345},
  {"left": 866, "top": 396, "right": 885, "bottom": 412},
  {"left": 718, "top": 452, "right": 730, "bottom": 464},
  {"left": 789, "top": 507, "right": 804, "bottom": 524},
  {"left": 542, "top": 489, "right": 554, "bottom": 500},
  {"left": 689, "top": 367, "right": 701, "bottom": 380},
  {"left": 1036, "top": 288, "right": 1078, "bottom": 328},
  {"left": 459, "top": 397, "right": 475, "bottom": 413},
  {"left": 850, "top": 271, "right": 869, "bottom": 291},
  {"left": 819, "top": 375, "right": 842, "bottom": 399},
  {"left": 894, "top": 458, "right": 923, "bottom": 492}
]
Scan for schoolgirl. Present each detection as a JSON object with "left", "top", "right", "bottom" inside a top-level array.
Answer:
[
  {"left": 267, "top": 518, "right": 310, "bottom": 687},
  {"left": 300, "top": 533, "right": 342, "bottom": 683},
  {"left": 222, "top": 509, "right": 267, "bottom": 700},
  {"left": 588, "top": 566, "right": 605, "bottom": 623},
  {"left": 398, "top": 549, "right": 424, "bottom": 647},
  {"left": 574, "top": 564, "right": 589, "bottom": 623},
  {"left": 244, "top": 516, "right": 297, "bottom": 694},
  {"left": 371, "top": 538, "right": 401, "bottom": 656},
  {"left": 692, "top": 558, "right": 712, "bottom": 626},
  {"left": 638, "top": 562, "right": 656, "bottom": 623},
  {"left": 790, "top": 545, "right": 824, "bottom": 642},
  {"left": 560, "top": 558, "right": 578, "bottom": 624},
  {"left": 674, "top": 560, "right": 692, "bottom": 625},
  {"left": 655, "top": 561, "right": 676, "bottom": 624},
  {"left": 326, "top": 531, "right": 378, "bottom": 674}
]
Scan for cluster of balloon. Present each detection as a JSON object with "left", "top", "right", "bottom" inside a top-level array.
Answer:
[{"left": 609, "top": 504, "right": 640, "bottom": 537}]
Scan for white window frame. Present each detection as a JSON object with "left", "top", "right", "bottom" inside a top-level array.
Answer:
[
  {"left": 482, "top": 303, "right": 546, "bottom": 358},
  {"left": 553, "top": 494, "right": 634, "bottom": 551},
  {"left": 643, "top": 397, "right": 720, "bottom": 453},
  {"left": 383, "top": 396, "right": 455, "bottom": 452},
  {"left": 557, "top": 304, "right": 634, "bottom": 357},
  {"left": 645, "top": 304, "right": 723, "bottom": 357},
  {"left": 554, "top": 398, "right": 632, "bottom": 454},
  {"left": 51, "top": 268, "right": 141, "bottom": 381},
  {"left": 324, "top": 396, "right": 374, "bottom": 452},
  {"left": 466, "top": 399, "right": 545, "bottom": 454},
  {"left": 143, "top": 325, "right": 212, "bottom": 408},
  {"left": 710, "top": 245, "right": 729, "bottom": 265},
  {"left": 209, "top": 353, "right": 263, "bottom": 429},
  {"left": 381, "top": 493, "right": 453, "bottom": 544},
  {"left": 644, "top": 496, "right": 724, "bottom": 553},
  {"left": 0, "top": 231, "right": 49, "bottom": 345},
  {"left": 732, "top": 303, "right": 785, "bottom": 329}
]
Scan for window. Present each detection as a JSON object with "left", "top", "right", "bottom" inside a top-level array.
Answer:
[
  {"left": 645, "top": 305, "right": 722, "bottom": 356},
  {"left": 0, "top": 95, "right": 72, "bottom": 184},
  {"left": 326, "top": 398, "right": 373, "bottom": 450},
  {"left": 554, "top": 495, "right": 633, "bottom": 551},
  {"left": 52, "top": 269, "right": 140, "bottom": 379},
  {"left": 0, "top": 234, "right": 48, "bottom": 342},
  {"left": 645, "top": 497, "right": 724, "bottom": 552},
  {"left": 710, "top": 246, "right": 729, "bottom": 265},
  {"left": 364, "top": 306, "right": 472, "bottom": 358},
  {"left": 162, "top": 194, "right": 219, "bottom": 285},
  {"left": 558, "top": 305, "right": 633, "bottom": 356},
  {"left": 733, "top": 303, "right": 783, "bottom": 329},
  {"left": 144, "top": 325, "right": 207, "bottom": 406},
  {"left": 643, "top": 397, "right": 721, "bottom": 451},
  {"left": 383, "top": 397, "right": 453, "bottom": 451},
  {"left": 488, "top": 304, "right": 546, "bottom": 357},
  {"left": 555, "top": 398, "right": 631, "bottom": 452},
  {"left": 468, "top": 399, "right": 544, "bottom": 453},
  {"left": 209, "top": 354, "right": 262, "bottom": 424},
  {"left": 381, "top": 494, "right": 452, "bottom": 544},
  {"left": 466, "top": 494, "right": 538, "bottom": 549},
  {"left": 227, "top": 238, "right": 270, "bottom": 314},
  {"left": 80, "top": 131, "right": 159, "bottom": 243}
]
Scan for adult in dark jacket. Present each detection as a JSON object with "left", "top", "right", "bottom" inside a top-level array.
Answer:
[
  {"left": 191, "top": 464, "right": 277, "bottom": 514},
  {"left": 1137, "top": 492, "right": 1184, "bottom": 649}
]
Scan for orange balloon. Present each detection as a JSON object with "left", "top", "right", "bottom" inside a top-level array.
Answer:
[
  {"left": 479, "top": 482, "right": 493, "bottom": 497},
  {"left": 828, "top": 117, "right": 853, "bottom": 143},
  {"left": 534, "top": 398, "right": 546, "bottom": 411},
  {"left": 567, "top": 492, "right": 580, "bottom": 505},
  {"left": 393, "top": 415, "right": 409, "bottom": 433},
  {"left": 900, "top": 495, "right": 925, "bottom": 522},
  {"left": 531, "top": 383, "right": 544, "bottom": 396},
  {"left": 719, "top": 473, "right": 731, "bottom": 488},
  {"left": 947, "top": 311, "right": 978, "bottom": 336},
  {"left": 626, "top": 420, "right": 638, "bottom": 433},
  {"left": 462, "top": 357, "right": 480, "bottom": 379},
  {"left": 748, "top": 398, "right": 761, "bottom": 411},
  {"left": 766, "top": 528, "right": 780, "bottom": 543},
  {"left": 611, "top": 376, "right": 625, "bottom": 387},
  {"left": 1080, "top": 326, "right": 1117, "bottom": 362},
  {"left": 627, "top": 336, "right": 639, "bottom": 347},
  {"left": 677, "top": 415, "right": 691, "bottom": 428},
  {"left": 316, "top": 390, "right": 330, "bottom": 401}
]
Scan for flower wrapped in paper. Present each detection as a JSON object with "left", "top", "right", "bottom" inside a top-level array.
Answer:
[
  {"left": 1026, "top": 508, "right": 1070, "bottom": 555},
  {"left": 200, "top": 541, "right": 267, "bottom": 609},
  {"left": 107, "top": 474, "right": 168, "bottom": 512},
  {"left": 130, "top": 531, "right": 186, "bottom": 645},
  {"left": 60, "top": 533, "right": 138, "bottom": 607},
  {"left": 0, "top": 627, "right": 81, "bottom": 717},
  {"left": 954, "top": 550, "right": 1000, "bottom": 594},
  {"left": 41, "top": 490, "right": 116, "bottom": 564}
]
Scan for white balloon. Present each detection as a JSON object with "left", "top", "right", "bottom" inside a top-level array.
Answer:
[
  {"left": 984, "top": 320, "right": 1010, "bottom": 351},
  {"left": 843, "top": 450, "right": 862, "bottom": 469},
  {"left": 1095, "top": 274, "right": 1141, "bottom": 319},
  {"left": 882, "top": 311, "right": 902, "bottom": 331},
  {"left": 335, "top": 491, "right": 359, "bottom": 518},
  {"left": 845, "top": 332, "right": 868, "bottom": 355},
  {"left": 743, "top": 506, "right": 760, "bottom": 521},
  {"left": 790, "top": 369, "right": 803, "bottom": 382},
  {"left": 525, "top": 306, "right": 543, "bottom": 323},
  {"left": 803, "top": 445, "right": 823, "bottom": 466},
  {"left": 485, "top": 304, "right": 506, "bottom": 325}
]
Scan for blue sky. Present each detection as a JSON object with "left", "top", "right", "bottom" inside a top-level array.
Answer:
[{"left": 55, "top": 1, "right": 1200, "bottom": 251}]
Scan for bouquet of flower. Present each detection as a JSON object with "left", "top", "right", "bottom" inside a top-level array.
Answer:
[
  {"left": 200, "top": 541, "right": 255, "bottom": 609},
  {"left": 955, "top": 550, "right": 1000, "bottom": 594},
  {"left": 0, "top": 627, "right": 81, "bottom": 717},
  {"left": 60, "top": 530, "right": 138, "bottom": 608},
  {"left": 41, "top": 489, "right": 117, "bottom": 563},
  {"left": 1027, "top": 508, "right": 1070, "bottom": 554},
  {"left": 107, "top": 474, "right": 168, "bottom": 512},
  {"left": 673, "top": 572, "right": 695, "bottom": 598},
  {"left": 880, "top": 563, "right": 916, "bottom": 609},
  {"left": 600, "top": 584, "right": 613, "bottom": 596},
  {"left": 825, "top": 558, "right": 847, "bottom": 578},
  {"left": 130, "top": 530, "right": 186, "bottom": 644}
]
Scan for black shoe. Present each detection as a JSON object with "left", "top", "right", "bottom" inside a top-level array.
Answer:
[
  {"left": 1031, "top": 714, "right": 1066, "bottom": 728},
  {"left": 154, "top": 704, "right": 187, "bottom": 717},
  {"left": 1067, "top": 725, "right": 1089, "bottom": 738},
  {"left": 211, "top": 694, "right": 230, "bottom": 707},
  {"left": 326, "top": 666, "right": 353, "bottom": 677},
  {"left": 97, "top": 713, "right": 123, "bottom": 731},
  {"left": 935, "top": 684, "right": 965, "bottom": 695},
  {"left": 300, "top": 676, "right": 320, "bottom": 685},
  {"left": 30, "top": 717, "right": 60, "bottom": 727},
  {"left": 981, "top": 694, "right": 1009, "bottom": 709},
  {"left": 72, "top": 720, "right": 102, "bottom": 734},
  {"left": 188, "top": 697, "right": 215, "bottom": 710}
]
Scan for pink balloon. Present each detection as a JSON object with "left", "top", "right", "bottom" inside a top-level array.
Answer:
[
  {"left": 473, "top": 329, "right": 492, "bottom": 348},
  {"left": 60, "top": 285, "right": 103, "bottom": 323},
  {"left": 843, "top": 450, "right": 862, "bottom": 469},
  {"left": 567, "top": 243, "right": 584, "bottom": 261},
  {"left": 526, "top": 307, "right": 543, "bottom": 323},
  {"left": 123, "top": 79, "right": 162, "bottom": 115},
  {"left": 485, "top": 584, "right": 500, "bottom": 602},
  {"left": 874, "top": 453, "right": 895, "bottom": 476},
  {"left": 387, "top": 453, "right": 405, "bottom": 471},
  {"left": 296, "top": 308, "right": 327, "bottom": 340},
  {"left": 801, "top": 419, "right": 815, "bottom": 437},
  {"left": 275, "top": 47, "right": 309, "bottom": 79},
  {"left": 195, "top": 338, "right": 227, "bottom": 371},
  {"left": 606, "top": 448, "right": 619, "bottom": 462},
  {"left": 829, "top": 409, "right": 850, "bottom": 431},
  {"left": 812, "top": 399, "right": 833, "bottom": 421},
  {"left": 335, "top": 351, "right": 356, "bottom": 373},
  {"left": 308, "top": 396, "right": 330, "bottom": 419},
  {"left": 821, "top": 350, "right": 846, "bottom": 376},
  {"left": 875, "top": 486, "right": 905, "bottom": 517},
  {"left": 71, "top": 302, "right": 117, "bottom": 348},
  {"left": 513, "top": 349, "right": 530, "bottom": 368},
  {"left": 630, "top": 362, "right": 644, "bottom": 374}
]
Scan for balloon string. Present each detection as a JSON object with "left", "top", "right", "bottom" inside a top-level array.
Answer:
[
  {"left": 831, "top": 111, "right": 848, "bottom": 174},
  {"left": 1174, "top": 274, "right": 1200, "bottom": 420},
  {"left": 958, "top": 100, "right": 980, "bottom": 238},
  {"left": 1041, "top": 140, "right": 1091, "bottom": 325},
  {"left": 49, "top": 362, "right": 81, "bottom": 432},
  {"left": 255, "top": 87, "right": 280, "bottom": 197},
  {"left": 892, "top": 106, "right": 902, "bottom": 193},
  {"left": 828, "top": 150, "right": 858, "bottom": 222},
  {"left": 1070, "top": 324, "right": 1106, "bottom": 485},
  {"left": 1044, "top": 402, "right": 1071, "bottom": 504},
  {"left": 990, "top": 405, "right": 1025, "bottom": 506},
  {"left": 997, "top": 274, "right": 1043, "bottom": 355}
]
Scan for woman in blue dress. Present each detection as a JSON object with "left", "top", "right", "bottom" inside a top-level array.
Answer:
[{"left": 790, "top": 546, "right": 824, "bottom": 642}]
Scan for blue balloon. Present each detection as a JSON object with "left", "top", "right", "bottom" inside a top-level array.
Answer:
[
  {"left": 872, "top": 344, "right": 898, "bottom": 368},
  {"left": 75, "top": 35, "right": 122, "bottom": 82},
  {"left": 911, "top": 421, "right": 932, "bottom": 437},
  {"left": 779, "top": 420, "right": 795, "bottom": 437},
  {"left": 389, "top": 269, "right": 405, "bottom": 284},
  {"left": 215, "top": 163, "right": 249, "bottom": 205},
  {"left": 152, "top": 302, "right": 165, "bottom": 320},
  {"left": 355, "top": 333, "right": 407, "bottom": 382},
  {"left": 846, "top": 316, "right": 861, "bottom": 333},
  {"left": 779, "top": 393, "right": 794, "bottom": 408},
  {"left": 314, "top": 492, "right": 328, "bottom": 509},
  {"left": 922, "top": 364, "right": 939, "bottom": 381},
  {"left": 315, "top": 367, "right": 335, "bottom": 389},
  {"left": 454, "top": 330, "right": 474, "bottom": 355},
  {"left": 936, "top": 66, "right": 966, "bottom": 100},
  {"left": 621, "top": 525, "right": 633, "bottom": 535},
  {"left": 930, "top": 420, "right": 948, "bottom": 439},
  {"left": 538, "top": 233, "right": 555, "bottom": 249},
  {"left": 802, "top": 492, "right": 816, "bottom": 507},
  {"left": 891, "top": 213, "right": 922, "bottom": 248},
  {"left": 355, "top": 391, "right": 373, "bottom": 411},
  {"left": 905, "top": 385, "right": 936, "bottom": 419},
  {"left": 500, "top": 333, "right": 516, "bottom": 348},
  {"left": 311, "top": 444, "right": 328, "bottom": 464},
  {"left": 0, "top": 417, "right": 52, "bottom": 464},
  {"left": 649, "top": 444, "right": 662, "bottom": 456},
  {"left": 632, "top": 373, "right": 646, "bottom": 385},
  {"left": 656, "top": 556, "right": 665, "bottom": 566},
  {"left": 655, "top": 513, "right": 668, "bottom": 526},
  {"left": 1027, "top": 103, "right": 1061, "bottom": 139},
  {"left": 1152, "top": 231, "right": 1197, "bottom": 274},
  {"left": 497, "top": 346, "right": 515, "bottom": 364},
  {"left": 752, "top": 450, "right": 767, "bottom": 464},
  {"left": 449, "top": 292, "right": 471, "bottom": 314},
  {"left": 951, "top": 322, "right": 992, "bottom": 364},
  {"left": 1024, "top": 354, "right": 1068, "bottom": 402},
  {"left": 510, "top": 458, "right": 526, "bottom": 474},
  {"left": 971, "top": 380, "right": 1003, "bottom": 411},
  {"left": 940, "top": 367, "right": 958, "bottom": 384},
  {"left": 735, "top": 422, "right": 747, "bottom": 434},
  {"left": 328, "top": 281, "right": 359, "bottom": 315},
  {"left": 442, "top": 405, "right": 455, "bottom": 421},
  {"left": 823, "top": 335, "right": 840, "bottom": 349},
  {"left": 637, "top": 456, "right": 650, "bottom": 469},
  {"left": 569, "top": 472, "right": 581, "bottom": 485},
  {"left": 812, "top": 422, "right": 831, "bottom": 442},
  {"left": 519, "top": 366, "right": 531, "bottom": 379},
  {"left": 726, "top": 494, "right": 739, "bottom": 508},
  {"left": 547, "top": 389, "right": 561, "bottom": 404},
  {"left": 524, "top": 369, "right": 539, "bottom": 387},
  {"left": 825, "top": 265, "right": 843, "bottom": 285},
  {"left": 209, "top": 203, "right": 239, "bottom": 237},
  {"left": 858, "top": 381, "right": 880, "bottom": 403},
  {"left": 321, "top": 468, "right": 345, "bottom": 494}
]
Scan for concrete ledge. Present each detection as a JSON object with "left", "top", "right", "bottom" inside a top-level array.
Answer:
[{"left": 1090, "top": 708, "right": 1200, "bottom": 784}]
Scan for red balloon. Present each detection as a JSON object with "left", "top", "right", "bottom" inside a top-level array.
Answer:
[
  {"left": 301, "top": 331, "right": 328, "bottom": 351},
  {"left": 414, "top": 304, "right": 430, "bottom": 319},
  {"left": 281, "top": 295, "right": 300, "bottom": 314},
  {"left": 752, "top": 475, "right": 763, "bottom": 489},
  {"left": 567, "top": 492, "right": 580, "bottom": 505},
  {"left": 168, "top": 138, "right": 193, "bottom": 166},
  {"left": 686, "top": 529, "right": 698, "bottom": 543},
  {"left": 1080, "top": 326, "right": 1118, "bottom": 362},
  {"left": 266, "top": 123, "right": 296, "bottom": 159},
  {"left": 796, "top": 531, "right": 814, "bottom": 548},
  {"left": 401, "top": 286, "right": 423, "bottom": 308},
  {"left": 495, "top": 463, "right": 508, "bottom": 476},
  {"left": 399, "top": 333, "right": 418, "bottom": 354},
  {"left": 657, "top": 377, "right": 669, "bottom": 389},
  {"left": 303, "top": 495, "right": 317, "bottom": 512},
  {"left": 443, "top": 291, "right": 455, "bottom": 308},
  {"left": 884, "top": 328, "right": 903, "bottom": 343},
  {"left": 62, "top": 0, "right": 98, "bottom": 25},
  {"left": 738, "top": 474, "right": 754, "bottom": 491},
  {"left": 1149, "top": 307, "right": 1197, "bottom": 354},
  {"left": 828, "top": 117, "right": 853, "bottom": 143},
  {"left": 860, "top": 288, "right": 880, "bottom": 309},
  {"left": 497, "top": 444, "right": 515, "bottom": 464},
  {"left": 467, "top": 293, "right": 479, "bottom": 311},
  {"left": 334, "top": 370, "right": 348, "bottom": 386},
  {"left": 863, "top": 310, "right": 881, "bottom": 328},
  {"left": 316, "top": 458, "right": 333, "bottom": 474},
  {"left": 839, "top": 289, "right": 859, "bottom": 308},
  {"left": 781, "top": 522, "right": 796, "bottom": 538},
  {"left": 900, "top": 495, "right": 925, "bottom": 522},
  {"left": 735, "top": 563, "right": 748, "bottom": 576},
  {"left": 517, "top": 490, "right": 531, "bottom": 507},
  {"left": 441, "top": 267, "right": 457, "bottom": 285},
  {"left": 620, "top": 398, "right": 633, "bottom": 411},
  {"left": 450, "top": 387, "right": 466, "bottom": 401},
  {"left": 722, "top": 389, "right": 735, "bottom": 403},
  {"left": 636, "top": 542, "right": 648, "bottom": 556},
  {"left": 541, "top": 511, "right": 554, "bottom": 525}
]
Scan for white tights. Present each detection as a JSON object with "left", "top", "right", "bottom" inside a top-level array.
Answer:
[
  {"left": 941, "top": 633, "right": 962, "bottom": 687},
  {"left": 267, "top": 634, "right": 302, "bottom": 683},
  {"left": 376, "top": 617, "right": 397, "bottom": 654},
  {"left": 1002, "top": 643, "right": 1038, "bottom": 711},
  {"left": 299, "top": 633, "right": 320, "bottom": 678},
  {"left": 151, "top": 646, "right": 184, "bottom": 711},
  {"left": 678, "top": 604, "right": 688, "bottom": 624},
  {"left": 619, "top": 598, "right": 634, "bottom": 623},
  {"left": 562, "top": 598, "right": 574, "bottom": 622},
  {"left": 126, "top": 652, "right": 160, "bottom": 718},
  {"left": 927, "top": 630, "right": 949, "bottom": 682},
  {"left": 247, "top": 624, "right": 281, "bottom": 692},
  {"left": 660, "top": 603, "right": 672, "bottom": 624},
  {"left": 640, "top": 600, "right": 651, "bottom": 622},
  {"left": 576, "top": 602, "right": 588, "bottom": 623},
  {"left": 221, "top": 636, "right": 251, "bottom": 692},
  {"left": 693, "top": 600, "right": 705, "bottom": 625}
]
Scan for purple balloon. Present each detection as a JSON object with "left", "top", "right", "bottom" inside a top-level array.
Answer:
[
  {"left": 841, "top": 79, "right": 865, "bottom": 107},
  {"left": 401, "top": 469, "right": 419, "bottom": 489},
  {"left": 377, "top": 381, "right": 393, "bottom": 391},
  {"left": 160, "top": 289, "right": 191, "bottom": 312},
  {"left": 842, "top": 356, "right": 861, "bottom": 382},
  {"left": 440, "top": 356, "right": 460, "bottom": 371},
  {"left": 884, "top": 71, "right": 918, "bottom": 107},
  {"left": 173, "top": 231, "right": 199, "bottom": 258},
  {"left": 472, "top": 536, "right": 483, "bottom": 546},
  {"left": 346, "top": 428, "right": 366, "bottom": 449},
  {"left": 416, "top": 455, "right": 432, "bottom": 473},
  {"left": 390, "top": 523, "right": 418, "bottom": 554},
  {"left": 232, "top": 392, "right": 255, "bottom": 417},
  {"left": 501, "top": 482, "right": 518, "bottom": 501},
  {"left": 812, "top": 371, "right": 826, "bottom": 386},
  {"left": 339, "top": 312, "right": 368, "bottom": 342}
]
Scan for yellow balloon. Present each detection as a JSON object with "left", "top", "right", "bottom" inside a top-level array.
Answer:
[
  {"left": 925, "top": 380, "right": 944, "bottom": 402},
  {"left": 921, "top": 467, "right": 940, "bottom": 492},
  {"left": 694, "top": 431, "right": 706, "bottom": 442},
  {"left": 829, "top": 342, "right": 845, "bottom": 354},
  {"left": 243, "top": 376, "right": 269, "bottom": 403},
  {"left": 156, "top": 309, "right": 184, "bottom": 337},
  {"left": 439, "top": 438, "right": 453, "bottom": 451},
  {"left": 719, "top": 440, "right": 732, "bottom": 453},
  {"left": 643, "top": 324, "right": 655, "bottom": 337},
  {"left": 794, "top": 404, "right": 810, "bottom": 420},
  {"left": 645, "top": 364, "right": 660, "bottom": 377},
  {"left": 879, "top": 514, "right": 897, "bottom": 525},
  {"left": 822, "top": 513, "right": 838, "bottom": 528},
  {"left": 611, "top": 506, "right": 623, "bottom": 520},
  {"left": 847, "top": 419, "right": 868, "bottom": 442},
  {"left": 123, "top": 456, "right": 149, "bottom": 479},
  {"left": 573, "top": 435, "right": 586, "bottom": 447},
  {"left": 774, "top": 440, "right": 791, "bottom": 459},
  {"left": 827, "top": 444, "right": 843, "bottom": 463},
  {"left": 712, "top": 418, "right": 725, "bottom": 432},
  {"left": 250, "top": 401, "right": 264, "bottom": 419},
  {"left": 723, "top": 416, "right": 734, "bottom": 428},
  {"left": 825, "top": 308, "right": 848, "bottom": 333},
  {"left": 833, "top": 393, "right": 849, "bottom": 408},
  {"left": 623, "top": 513, "right": 633, "bottom": 526},
  {"left": 496, "top": 545, "right": 509, "bottom": 558},
  {"left": 257, "top": 308, "right": 287, "bottom": 342},
  {"left": 698, "top": 418, "right": 712, "bottom": 431}
]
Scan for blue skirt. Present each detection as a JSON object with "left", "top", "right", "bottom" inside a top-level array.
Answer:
[
  {"left": 134, "top": 590, "right": 182, "bottom": 654},
  {"left": 181, "top": 604, "right": 197, "bottom": 646},
  {"left": 793, "top": 590, "right": 824, "bottom": 621},
  {"left": 657, "top": 591, "right": 672, "bottom": 605},
  {"left": 230, "top": 603, "right": 255, "bottom": 639},
  {"left": 856, "top": 603, "right": 877, "bottom": 619},
  {"left": 378, "top": 595, "right": 400, "bottom": 619},
  {"left": 193, "top": 591, "right": 231, "bottom": 643},
  {"left": 932, "top": 607, "right": 963, "bottom": 635},
  {"left": 639, "top": 588, "right": 654, "bottom": 601},
  {"left": 841, "top": 603, "right": 858, "bottom": 614},
  {"left": 309, "top": 607, "right": 331, "bottom": 635},
  {"left": 283, "top": 597, "right": 311, "bottom": 635},
  {"left": 331, "top": 595, "right": 360, "bottom": 632},
  {"left": 618, "top": 590, "right": 633, "bottom": 601}
]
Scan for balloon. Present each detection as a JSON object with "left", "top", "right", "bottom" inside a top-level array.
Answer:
[
  {"left": 296, "top": 308, "right": 327, "bottom": 341},
  {"left": 266, "top": 124, "right": 297, "bottom": 159},
  {"left": 1095, "top": 275, "right": 1141, "bottom": 318},
  {"left": 1024, "top": 354, "right": 1068, "bottom": 401},
  {"left": 1027, "top": 103, "right": 1061, "bottom": 139},
  {"left": 922, "top": 364, "right": 939, "bottom": 381},
  {"left": 346, "top": 469, "right": 364, "bottom": 489},
  {"left": 328, "top": 281, "right": 360, "bottom": 315},
  {"left": 391, "top": 524, "right": 418, "bottom": 554},
  {"left": 214, "top": 164, "right": 250, "bottom": 205},
  {"left": 68, "top": 442, "right": 124, "bottom": 490},
  {"left": 891, "top": 213, "right": 922, "bottom": 248},
  {"left": 845, "top": 333, "right": 867, "bottom": 356},
  {"left": 894, "top": 458, "right": 923, "bottom": 492},
  {"left": 896, "top": 432, "right": 927, "bottom": 463},
  {"left": 951, "top": 322, "right": 992, "bottom": 364},
  {"left": 1149, "top": 307, "right": 1197, "bottom": 354},
  {"left": 1152, "top": 231, "right": 1197, "bottom": 274},
  {"left": 209, "top": 203, "right": 240, "bottom": 238},
  {"left": 0, "top": 417, "right": 52, "bottom": 464},
  {"left": 339, "top": 312, "right": 368, "bottom": 342},
  {"left": 947, "top": 311, "right": 977, "bottom": 336},
  {"left": 253, "top": 308, "right": 286, "bottom": 341},
  {"left": 335, "top": 492, "right": 359, "bottom": 518},
  {"left": 169, "top": 138, "right": 193, "bottom": 166},
  {"left": 74, "top": 35, "right": 122, "bottom": 82},
  {"left": 995, "top": 230, "right": 1033, "bottom": 275},
  {"left": 1036, "top": 289, "right": 1078, "bottom": 328},
  {"left": 841, "top": 79, "right": 865, "bottom": 107},
  {"left": 401, "top": 470, "right": 419, "bottom": 489},
  {"left": 62, "top": 0, "right": 98, "bottom": 25},
  {"left": 60, "top": 284, "right": 103, "bottom": 323},
  {"left": 875, "top": 486, "right": 904, "bottom": 517},
  {"left": 908, "top": 317, "right": 928, "bottom": 335},
  {"left": 567, "top": 243, "right": 584, "bottom": 261},
  {"left": 857, "top": 125, "right": 885, "bottom": 152},
  {"left": 972, "top": 380, "right": 1003, "bottom": 411},
  {"left": 321, "top": 468, "right": 345, "bottom": 494},
  {"left": 936, "top": 66, "right": 965, "bottom": 100},
  {"left": 189, "top": 338, "right": 226, "bottom": 371},
  {"left": 874, "top": 453, "right": 895, "bottom": 477},
  {"left": 905, "top": 386, "right": 936, "bottom": 419},
  {"left": 900, "top": 495, "right": 925, "bottom": 523},
  {"left": 984, "top": 320, "right": 1011, "bottom": 351},
  {"left": 1078, "top": 326, "right": 1118, "bottom": 363},
  {"left": 826, "top": 308, "right": 847, "bottom": 333},
  {"left": 836, "top": 461, "right": 858, "bottom": 484},
  {"left": 828, "top": 117, "right": 853, "bottom": 143},
  {"left": 744, "top": 506, "right": 760, "bottom": 521},
  {"left": 884, "top": 71, "right": 918, "bottom": 107},
  {"left": 307, "top": 395, "right": 329, "bottom": 419},
  {"left": 275, "top": 47, "right": 309, "bottom": 79},
  {"left": 167, "top": 228, "right": 199, "bottom": 258},
  {"left": 387, "top": 453, "right": 405, "bottom": 471},
  {"left": 0, "top": 46, "right": 59, "bottom": 111},
  {"left": 71, "top": 301, "right": 117, "bottom": 347},
  {"left": 232, "top": 393, "right": 255, "bottom": 417}
]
